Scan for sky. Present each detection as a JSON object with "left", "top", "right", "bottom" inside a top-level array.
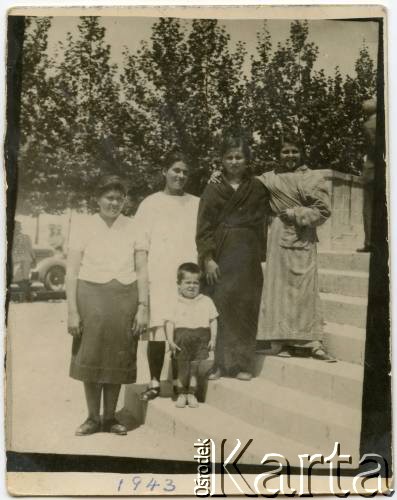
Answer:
[{"left": 44, "top": 16, "right": 379, "bottom": 79}]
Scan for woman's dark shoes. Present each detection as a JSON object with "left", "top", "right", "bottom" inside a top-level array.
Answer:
[
  {"left": 208, "top": 368, "right": 222, "bottom": 381},
  {"left": 139, "top": 386, "right": 160, "bottom": 401},
  {"left": 102, "top": 418, "right": 127, "bottom": 435},
  {"left": 75, "top": 417, "right": 101, "bottom": 436},
  {"left": 311, "top": 347, "right": 337, "bottom": 363}
]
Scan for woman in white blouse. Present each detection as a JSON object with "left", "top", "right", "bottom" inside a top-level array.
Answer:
[
  {"left": 66, "top": 175, "right": 148, "bottom": 436},
  {"left": 134, "top": 149, "right": 199, "bottom": 401}
]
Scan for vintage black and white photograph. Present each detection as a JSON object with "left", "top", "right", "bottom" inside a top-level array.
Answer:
[{"left": 4, "top": 4, "right": 390, "bottom": 496}]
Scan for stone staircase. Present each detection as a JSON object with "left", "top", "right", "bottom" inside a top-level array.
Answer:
[{"left": 124, "top": 251, "right": 369, "bottom": 466}]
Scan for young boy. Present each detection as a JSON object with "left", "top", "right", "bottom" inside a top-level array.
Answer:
[{"left": 165, "top": 262, "right": 218, "bottom": 408}]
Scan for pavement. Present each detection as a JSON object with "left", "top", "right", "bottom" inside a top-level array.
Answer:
[{"left": 6, "top": 301, "right": 193, "bottom": 461}]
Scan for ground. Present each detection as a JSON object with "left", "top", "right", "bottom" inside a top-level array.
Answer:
[{"left": 6, "top": 300, "right": 192, "bottom": 461}]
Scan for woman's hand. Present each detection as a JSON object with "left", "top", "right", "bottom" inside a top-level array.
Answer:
[
  {"left": 168, "top": 341, "right": 181, "bottom": 355},
  {"left": 205, "top": 258, "right": 221, "bottom": 285},
  {"left": 208, "top": 170, "right": 222, "bottom": 184},
  {"left": 295, "top": 207, "right": 317, "bottom": 227},
  {"left": 68, "top": 311, "right": 82, "bottom": 338},
  {"left": 132, "top": 304, "right": 148, "bottom": 337},
  {"left": 279, "top": 208, "right": 296, "bottom": 224},
  {"left": 208, "top": 337, "right": 216, "bottom": 352}
]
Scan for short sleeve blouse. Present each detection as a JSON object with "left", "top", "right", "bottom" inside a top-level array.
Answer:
[{"left": 68, "top": 213, "right": 138, "bottom": 284}]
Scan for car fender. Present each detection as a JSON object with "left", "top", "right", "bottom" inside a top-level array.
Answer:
[{"left": 34, "top": 256, "right": 66, "bottom": 281}]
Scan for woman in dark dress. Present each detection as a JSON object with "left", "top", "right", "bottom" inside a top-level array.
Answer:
[
  {"left": 196, "top": 135, "right": 269, "bottom": 381},
  {"left": 66, "top": 175, "right": 148, "bottom": 436}
]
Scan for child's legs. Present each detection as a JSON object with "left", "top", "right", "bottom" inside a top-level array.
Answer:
[
  {"left": 189, "top": 331, "right": 210, "bottom": 393},
  {"left": 174, "top": 328, "right": 191, "bottom": 393},
  {"left": 176, "top": 358, "right": 190, "bottom": 393},
  {"left": 189, "top": 360, "right": 199, "bottom": 393}
]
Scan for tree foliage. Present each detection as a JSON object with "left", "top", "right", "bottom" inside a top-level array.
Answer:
[
  {"left": 16, "top": 17, "right": 377, "bottom": 214},
  {"left": 247, "top": 21, "right": 376, "bottom": 173},
  {"left": 18, "top": 17, "right": 54, "bottom": 214},
  {"left": 122, "top": 18, "right": 247, "bottom": 196}
]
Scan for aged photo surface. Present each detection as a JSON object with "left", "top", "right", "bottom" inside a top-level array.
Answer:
[{"left": 4, "top": 5, "right": 390, "bottom": 496}]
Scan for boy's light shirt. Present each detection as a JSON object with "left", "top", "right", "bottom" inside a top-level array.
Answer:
[{"left": 167, "top": 293, "right": 218, "bottom": 329}]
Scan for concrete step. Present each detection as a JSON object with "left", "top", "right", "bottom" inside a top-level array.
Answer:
[
  {"left": 255, "top": 355, "right": 364, "bottom": 408},
  {"left": 321, "top": 292, "right": 367, "bottom": 328},
  {"left": 142, "top": 396, "right": 325, "bottom": 466},
  {"left": 318, "top": 251, "right": 370, "bottom": 272},
  {"left": 324, "top": 322, "right": 365, "bottom": 365},
  {"left": 205, "top": 377, "right": 361, "bottom": 460},
  {"left": 319, "top": 268, "right": 368, "bottom": 297}
]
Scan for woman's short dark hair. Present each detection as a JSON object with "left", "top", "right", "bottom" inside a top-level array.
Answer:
[
  {"left": 280, "top": 132, "right": 305, "bottom": 153},
  {"left": 161, "top": 147, "right": 187, "bottom": 171},
  {"left": 220, "top": 133, "right": 252, "bottom": 162},
  {"left": 177, "top": 262, "right": 201, "bottom": 283},
  {"left": 95, "top": 175, "right": 127, "bottom": 198}
]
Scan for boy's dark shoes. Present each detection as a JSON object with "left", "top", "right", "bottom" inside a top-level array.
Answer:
[{"left": 75, "top": 417, "right": 101, "bottom": 436}]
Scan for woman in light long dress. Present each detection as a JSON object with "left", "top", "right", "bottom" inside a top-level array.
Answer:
[
  {"left": 134, "top": 150, "right": 200, "bottom": 400},
  {"left": 256, "top": 134, "right": 336, "bottom": 361}
]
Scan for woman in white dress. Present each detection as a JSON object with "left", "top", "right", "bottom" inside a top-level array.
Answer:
[{"left": 134, "top": 149, "right": 200, "bottom": 400}]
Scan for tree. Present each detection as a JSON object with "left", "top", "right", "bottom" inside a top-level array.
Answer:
[
  {"left": 49, "top": 16, "right": 123, "bottom": 210},
  {"left": 17, "top": 17, "right": 378, "bottom": 216},
  {"left": 17, "top": 17, "right": 55, "bottom": 214},
  {"left": 122, "top": 18, "right": 247, "bottom": 195},
  {"left": 248, "top": 21, "right": 376, "bottom": 174}
]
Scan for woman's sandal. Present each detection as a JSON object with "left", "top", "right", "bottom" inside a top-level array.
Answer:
[
  {"left": 139, "top": 386, "right": 160, "bottom": 401},
  {"left": 311, "top": 347, "right": 337, "bottom": 363}
]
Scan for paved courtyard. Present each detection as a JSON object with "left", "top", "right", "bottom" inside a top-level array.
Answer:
[{"left": 6, "top": 301, "right": 192, "bottom": 461}]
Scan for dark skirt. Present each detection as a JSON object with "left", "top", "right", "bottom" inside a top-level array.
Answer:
[{"left": 70, "top": 279, "right": 138, "bottom": 384}]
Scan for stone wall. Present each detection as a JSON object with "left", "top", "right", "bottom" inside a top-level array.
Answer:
[{"left": 317, "top": 169, "right": 365, "bottom": 251}]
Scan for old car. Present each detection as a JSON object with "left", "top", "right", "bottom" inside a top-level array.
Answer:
[{"left": 30, "top": 246, "right": 66, "bottom": 292}]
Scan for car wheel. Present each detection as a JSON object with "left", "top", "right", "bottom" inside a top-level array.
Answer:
[{"left": 44, "top": 265, "right": 66, "bottom": 292}]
